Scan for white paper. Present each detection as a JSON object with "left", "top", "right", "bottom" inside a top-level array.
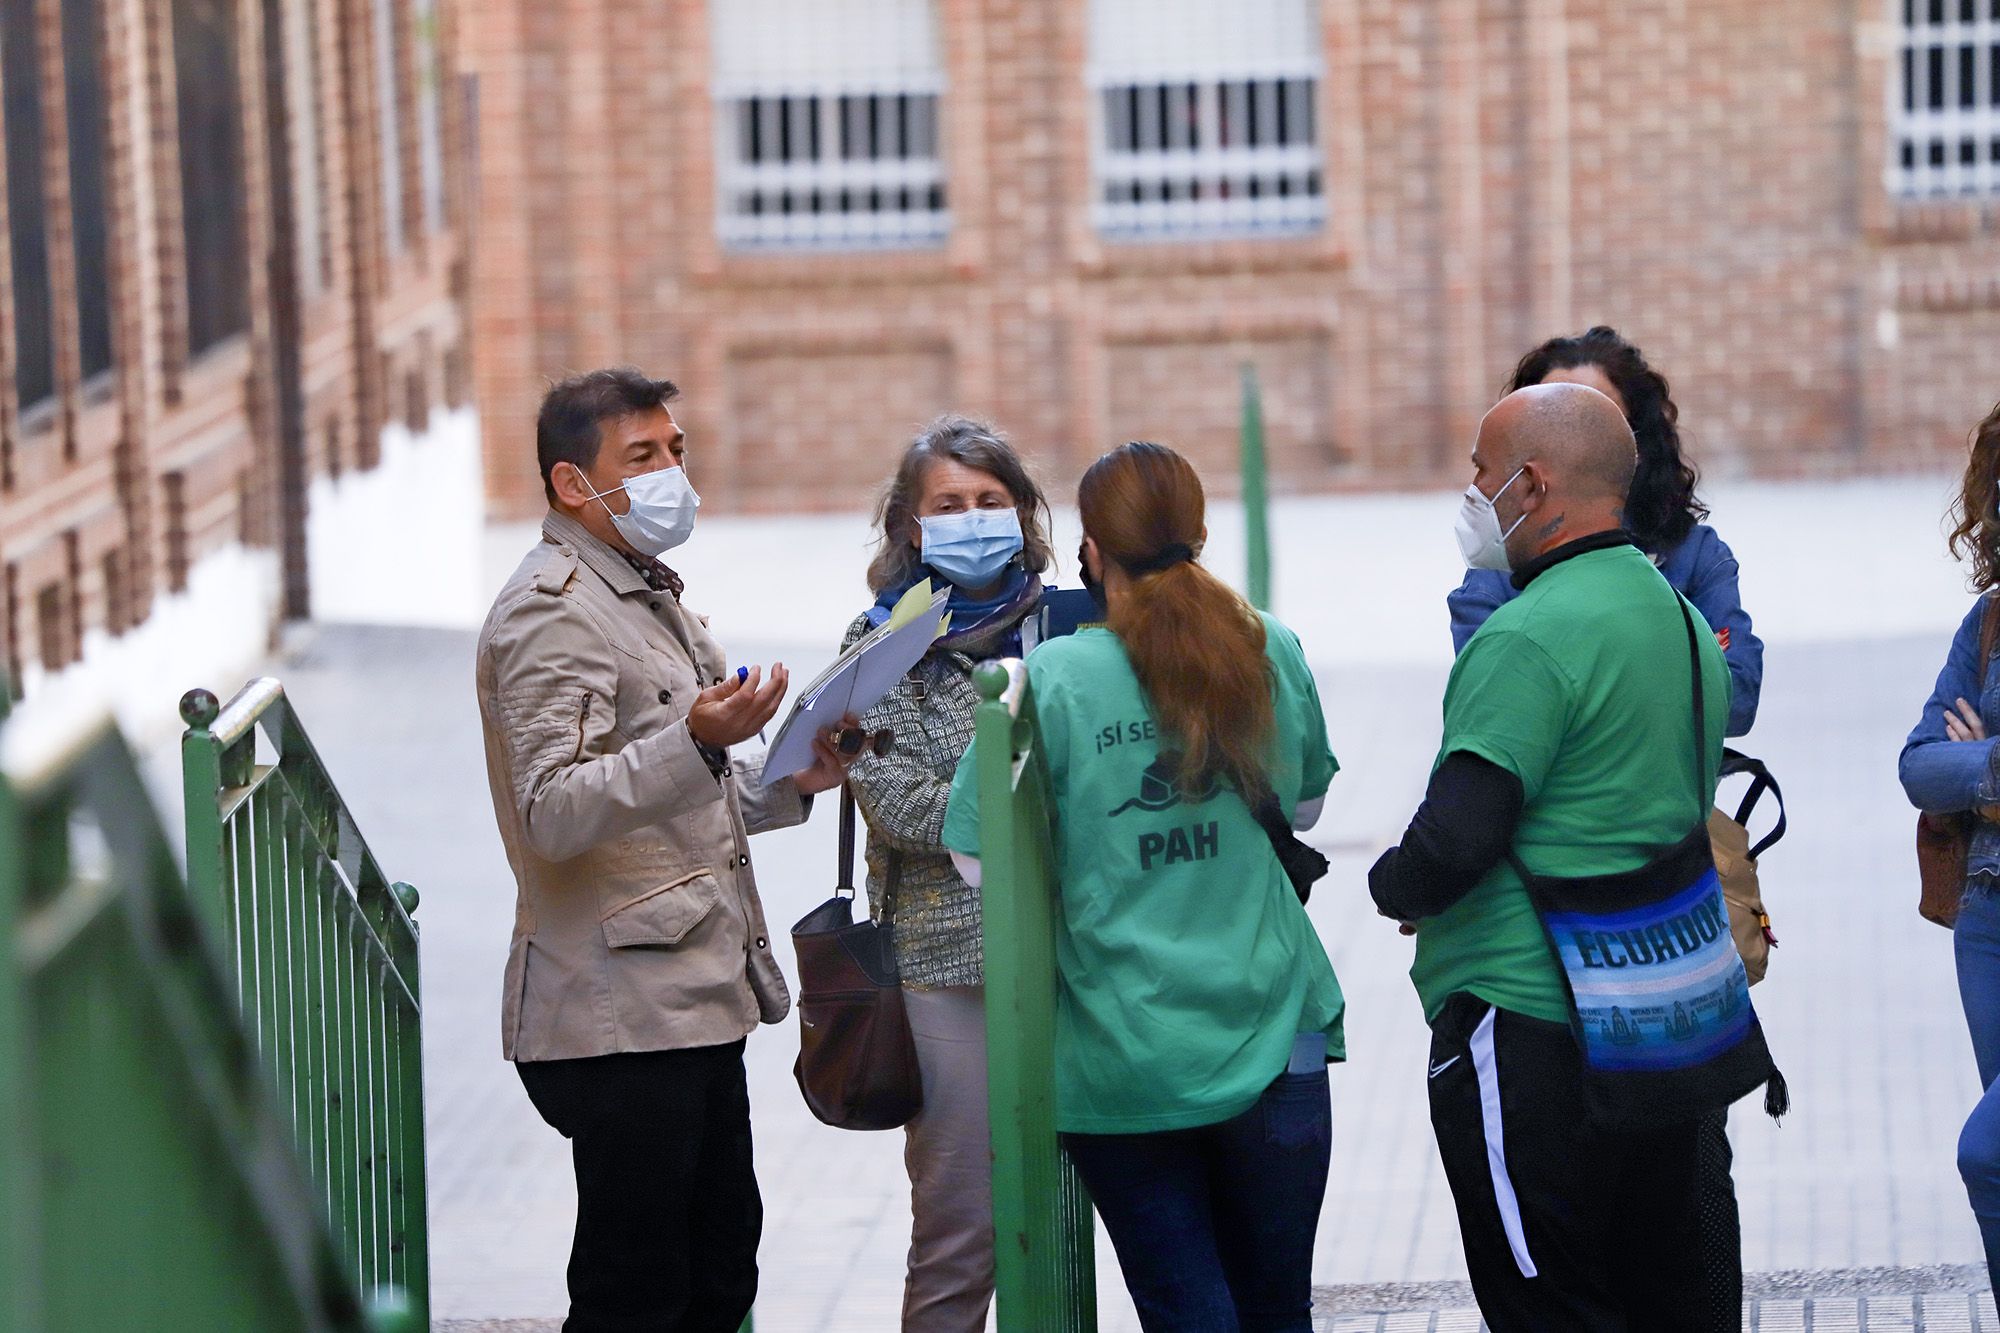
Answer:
[{"left": 758, "top": 592, "right": 951, "bottom": 786}]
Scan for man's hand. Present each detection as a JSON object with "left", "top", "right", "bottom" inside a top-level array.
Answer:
[
  {"left": 794, "top": 721, "right": 861, "bottom": 796},
  {"left": 688, "top": 665, "right": 788, "bottom": 749},
  {"left": 1947, "top": 697, "right": 1989, "bottom": 743}
]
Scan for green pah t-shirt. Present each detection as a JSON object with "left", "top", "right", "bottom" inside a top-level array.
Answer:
[
  {"left": 1411, "top": 544, "right": 1732, "bottom": 1025},
  {"left": 943, "top": 614, "right": 1346, "bottom": 1134}
]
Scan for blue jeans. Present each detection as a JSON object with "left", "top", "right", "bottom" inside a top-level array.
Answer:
[
  {"left": 1958, "top": 881, "right": 2000, "bottom": 1291},
  {"left": 1060, "top": 1069, "right": 1332, "bottom": 1332}
]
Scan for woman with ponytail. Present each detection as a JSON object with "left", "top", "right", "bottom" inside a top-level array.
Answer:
[{"left": 943, "top": 442, "right": 1345, "bottom": 1330}]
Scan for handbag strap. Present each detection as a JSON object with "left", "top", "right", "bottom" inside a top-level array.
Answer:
[
  {"left": 1720, "top": 749, "right": 1788, "bottom": 861},
  {"left": 840, "top": 783, "right": 906, "bottom": 924},
  {"left": 837, "top": 784, "right": 857, "bottom": 898}
]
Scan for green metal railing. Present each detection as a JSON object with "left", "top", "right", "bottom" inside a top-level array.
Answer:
[
  {"left": 180, "top": 678, "right": 430, "bottom": 1323},
  {"left": 0, "top": 700, "right": 404, "bottom": 1330},
  {"left": 975, "top": 660, "right": 1096, "bottom": 1331}
]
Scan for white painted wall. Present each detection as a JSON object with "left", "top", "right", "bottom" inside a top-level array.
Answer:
[
  {"left": 3, "top": 543, "right": 282, "bottom": 779},
  {"left": 3, "top": 406, "right": 485, "bottom": 781},
  {"left": 306, "top": 405, "right": 485, "bottom": 628}
]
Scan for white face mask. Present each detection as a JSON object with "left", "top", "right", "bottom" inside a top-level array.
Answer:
[
  {"left": 586, "top": 465, "right": 701, "bottom": 558},
  {"left": 1454, "top": 467, "right": 1528, "bottom": 571}
]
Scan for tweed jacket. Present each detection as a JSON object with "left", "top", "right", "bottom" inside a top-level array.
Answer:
[
  {"left": 478, "top": 510, "right": 808, "bottom": 1061},
  {"left": 841, "top": 612, "right": 990, "bottom": 988}
]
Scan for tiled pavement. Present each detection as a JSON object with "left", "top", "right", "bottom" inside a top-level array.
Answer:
[
  {"left": 436, "top": 1273, "right": 2000, "bottom": 1332},
  {"left": 251, "top": 624, "right": 1988, "bottom": 1330}
]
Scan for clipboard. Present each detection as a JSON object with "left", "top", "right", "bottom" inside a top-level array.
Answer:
[{"left": 758, "top": 581, "right": 952, "bottom": 786}]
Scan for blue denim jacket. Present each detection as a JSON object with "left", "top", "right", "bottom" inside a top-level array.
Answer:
[
  {"left": 1447, "top": 522, "right": 1763, "bottom": 736},
  {"left": 1899, "top": 595, "right": 2000, "bottom": 880}
]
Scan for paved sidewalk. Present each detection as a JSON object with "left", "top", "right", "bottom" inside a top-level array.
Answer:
[
  {"left": 260, "top": 623, "right": 1987, "bottom": 1330},
  {"left": 437, "top": 1268, "right": 1999, "bottom": 1332}
]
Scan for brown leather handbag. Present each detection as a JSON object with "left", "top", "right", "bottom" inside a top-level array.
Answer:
[
  {"left": 1709, "top": 750, "right": 1787, "bottom": 985},
  {"left": 790, "top": 786, "right": 923, "bottom": 1130},
  {"left": 1917, "top": 595, "right": 2000, "bottom": 929}
]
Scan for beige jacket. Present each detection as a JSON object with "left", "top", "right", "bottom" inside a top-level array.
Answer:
[{"left": 477, "top": 510, "right": 807, "bottom": 1062}]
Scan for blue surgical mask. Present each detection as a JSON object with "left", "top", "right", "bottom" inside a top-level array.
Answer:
[
  {"left": 586, "top": 465, "right": 700, "bottom": 558},
  {"left": 920, "top": 509, "right": 1024, "bottom": 589}
]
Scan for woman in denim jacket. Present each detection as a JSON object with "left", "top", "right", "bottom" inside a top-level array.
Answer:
[
  {"left": 841, "top": 415, "right": 1056, "bottom": 1332},
  {"left": 1446, "top": 328, "right": 1762, "bottom": 1330},
  {"left": 1900, "top": 397, "right": 2000, "bottom": 1293}
]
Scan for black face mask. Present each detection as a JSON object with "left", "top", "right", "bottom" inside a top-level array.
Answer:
[{"left": 1078, "top": 541, "right": 1107, "bottom": 614}]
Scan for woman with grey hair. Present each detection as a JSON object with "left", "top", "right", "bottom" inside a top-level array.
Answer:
[{"left": 840, "top": 414, "right": 1056, "bottom": 1331}]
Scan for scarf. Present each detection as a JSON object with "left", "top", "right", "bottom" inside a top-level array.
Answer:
[{"left": 867, "top": 564, "right": 1042, "bottom": 661}]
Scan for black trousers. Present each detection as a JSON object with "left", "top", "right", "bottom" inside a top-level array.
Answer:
[
  {"left": 1694, "top": 1108, "right": 1743, "bottom": 1330},
  {"left": 1425, "top": 995, "right": 1704, "bottom": 1332},
  {"left": 517, "top": 1040, "right": 761, "bottom": 1333}
]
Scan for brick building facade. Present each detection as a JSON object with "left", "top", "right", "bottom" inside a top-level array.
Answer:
[
  {"left": 0, "top": 0, "right": 470, "bottom": 701},
  {"left": 466, "top": 0, "right": 1999, "bottom": 521}
]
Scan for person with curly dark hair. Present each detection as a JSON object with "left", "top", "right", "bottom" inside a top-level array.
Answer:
[
  {"left": 1444, "top": 329, "right": 1763, "bottom": 1330},
  {"left": 1448, "top": 326, "right": 1763, "bottom": 738},
  {"left": 1899, "top": 398, "right": 2000, "bottom": 1296}
]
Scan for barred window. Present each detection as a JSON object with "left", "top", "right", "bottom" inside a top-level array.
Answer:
[
  {"left": 415, "top": 0, "right": 445, "bottom": 232},
  {"left": 174, "top": 0, "right": 249, "bottom": 355},
  {"left": 290, "top": 0, "right": 332, "bottom": 295},
  {"left": 4, "top": 0, "right": 54, "bottom": 409},
  {"left": 1088, "top": 0, "right": 1324, "bottom": 241},
  {"left": 1892, "top": 0, "right": 2000, "bottom": 197},
  {"left": 711, "top": 0, "right": 948, "bottom": 250},
  {"left": 373, "top": 0, "right": 404, "bottom": 255},
  {"left": 62, "top": 0, "right": 114, "bottom": 380}
]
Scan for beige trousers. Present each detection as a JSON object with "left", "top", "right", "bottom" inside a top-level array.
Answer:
[{"left": 900, "top": 985, "right": 995, "bottom": 1333}]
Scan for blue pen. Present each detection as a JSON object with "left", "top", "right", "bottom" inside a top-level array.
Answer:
[{"left": 734, "top": 666, "right": 768, "bottom": 745}]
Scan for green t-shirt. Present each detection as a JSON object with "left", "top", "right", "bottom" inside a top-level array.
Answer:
[
  {"left": 942, "top": 613, "right": 1345, "bottom": 1135},
  {"left": 1411, "top": 543, "right": 1732, "bottom": 1025}
]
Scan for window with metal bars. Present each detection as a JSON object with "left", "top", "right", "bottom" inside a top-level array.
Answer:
[
  {"left": 415, "top": 0, "right": 445, "bottom": 233},
  {"left": 1892, "top": 0, "right": 2000, "bottom": 197},
  {"left": 373, "top": 0, "right": 404, "bottom": 256},
  {"left": 1088, "top": 0, "right": 1324, "bottom": 241},
  {"left": 173, "top": 0, "right": 249, "bottom": 356},
  {"left": 4, "top": 0, "right": 54, "bottom": 410},
  {"left": 1095, "top": 76, "right": 1322, "bottom": 239},
  {"left": 62, "top": 0, "right": 113, "bottom": 382},
  {"left": 711, "top": 0, "right": 948, "bottom": 250}
]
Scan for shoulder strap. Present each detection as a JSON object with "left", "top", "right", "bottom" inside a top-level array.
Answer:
[
  {"left": 837, "top": 784, "right": 857, "bottom": 897},
  {"left": 1676, "top": 596, "right": 1709, "bottom": 827},
  {"left": 1980, "top": 594, "right": 2000, "bottom": 690}
]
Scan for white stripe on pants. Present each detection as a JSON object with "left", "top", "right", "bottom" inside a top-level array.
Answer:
[{"left": 1468, "top": 1006, "right": 1539, "bottom": 1279}]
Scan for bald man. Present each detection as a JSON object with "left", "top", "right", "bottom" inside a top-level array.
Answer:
[{"left": 1370, "top": 384, "right": 1746, "bottom": 1329}]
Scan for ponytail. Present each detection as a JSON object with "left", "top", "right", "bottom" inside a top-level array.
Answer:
[{"left": 1080, "top": 442, "right": 1275, "bottom": 800}]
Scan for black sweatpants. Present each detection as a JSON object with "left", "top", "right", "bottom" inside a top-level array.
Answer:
[
  {"left": 1425, "top": 995, "right": 1704, "bottom": 1332},
  {"left": 516, "top": 1040, "right": 761, "bottom": 1333}
]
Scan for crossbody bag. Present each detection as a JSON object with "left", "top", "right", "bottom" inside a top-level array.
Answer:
[{"left": 1504, "top": 595, "right": 1783, "bottom": 1130}]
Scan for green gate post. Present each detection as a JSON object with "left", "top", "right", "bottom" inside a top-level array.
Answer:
[
  {"left": 977, "top": 662, "right": 1096, "bottom": 1331},
  {"left": 1240, "top": 362, "right": 1272, "bottom": 611}
]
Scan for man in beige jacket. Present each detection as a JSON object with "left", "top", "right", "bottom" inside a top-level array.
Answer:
[{"left": 477, "top": 367, "right": 851, "bottom": 1332}]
